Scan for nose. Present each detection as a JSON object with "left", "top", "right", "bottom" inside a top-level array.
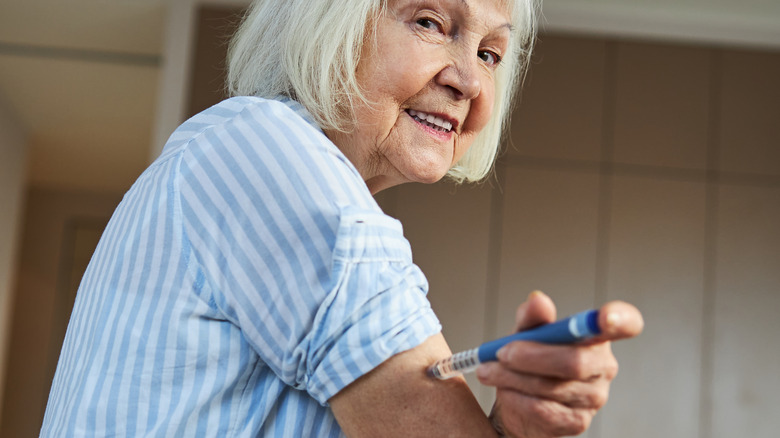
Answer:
[{"left": 436, "top": 50, "right": 482, "bottom": 101}]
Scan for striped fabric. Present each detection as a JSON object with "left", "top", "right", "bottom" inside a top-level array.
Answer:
[{"left": 41, "top": 97, "right": 441, "bottom": 437}]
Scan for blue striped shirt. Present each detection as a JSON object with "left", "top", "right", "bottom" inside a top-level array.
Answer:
[{"left": 41, "top": 97, "right": 441, "bottom": 437}]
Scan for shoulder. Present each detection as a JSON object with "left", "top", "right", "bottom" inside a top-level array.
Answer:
[
  {"left": 189, "top": 97, "right": 350, "bottom": 171},
  {"left": 172, "top": 96, "right": 379, "bottom": 219},
  {"left": 164, "top": 96, "right": 325, "bottom": 154}
]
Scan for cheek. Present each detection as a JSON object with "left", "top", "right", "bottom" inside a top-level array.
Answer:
[
  {"left": 366, "top": 36, "right": 442, "bottom": 102},
  {"left": 453, "top": 83, "right": 496, "bottom": 161},
  {"left": 379, "top": 62, "right": 439, "bottom": 107},
  {"left": 459, "top": 83, "right": 496, "bottom": 146},
  {"left": 473, "top": 81, "right": 497, "bottom": 131}
]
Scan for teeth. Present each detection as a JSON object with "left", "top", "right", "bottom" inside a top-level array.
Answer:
[{"left": 407, "top": 109, "right": 453, "bottom": 132}]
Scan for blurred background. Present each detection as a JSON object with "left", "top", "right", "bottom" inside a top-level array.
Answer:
[{"left": 1, "top": 0, "right": 779, "bottom": 436}]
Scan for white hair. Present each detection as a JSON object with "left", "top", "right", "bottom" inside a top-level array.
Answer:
[{"left": 227, "top": 0, "right": 538, "bottom": 183}]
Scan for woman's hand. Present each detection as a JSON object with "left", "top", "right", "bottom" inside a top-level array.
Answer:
[{"left": 476, "top": 291, "right": 644, "bottom": 438}]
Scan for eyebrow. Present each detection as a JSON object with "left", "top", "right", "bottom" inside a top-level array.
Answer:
[
  {"left": 498, "top": 22, "right": 515, "bottom": 33},
  {"left": 458, "top": 0, "right": 515, "bottom": 33}
]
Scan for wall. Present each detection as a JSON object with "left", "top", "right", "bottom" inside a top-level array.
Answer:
[
  {"left": 0, "top": 96, "right": 27, "bottom": 428},
  {"left": 150, "top": 0, "right": 195, "bottom": 162},
  {"left": 0, "top": 189, "right": 121, "bottom": 437},
  {"left": 379, "top": 35, "right": 780, "bottom": 437}
]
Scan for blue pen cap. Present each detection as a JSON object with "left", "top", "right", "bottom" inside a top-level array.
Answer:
[
  {"left": 563, "top": 309, "right": 601, "bottom": 339},
  {"left": 587, "top": 309, "right": 600, "bottom": 335},
  {"left": 572, "top": 309, "right": 601, "bottom": 338},
  {"left": 477, "top": 309, "right": 601, "bottom": 363}
]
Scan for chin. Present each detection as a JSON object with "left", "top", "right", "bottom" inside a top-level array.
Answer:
[
  {"left": 392, "top": 145, "right": 455, "bottom": 185},
  {"left": 408, "top": 163, "right": 450, "bottom": 185}
]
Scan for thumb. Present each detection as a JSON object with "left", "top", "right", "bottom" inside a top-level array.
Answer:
[
  {"left": 514, "top": 290, "right": 557, "bottom": 332},
  {"left": 595, "top": 300, "right": 645, "bottom": 341}
]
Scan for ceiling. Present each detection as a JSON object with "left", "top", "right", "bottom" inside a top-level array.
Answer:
[
  {"left": 0, "top": 0, "right": 165, "bottom": 192},
  {"left": 543, "top": 0, "right": 780, "bottom": 48},
  {"left": 1, "top": 0, "right": 778, "bottom": 193}
]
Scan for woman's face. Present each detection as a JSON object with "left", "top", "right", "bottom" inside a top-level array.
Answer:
[{"left": 326, "top": 0, "right": 512, "bottom": 193}]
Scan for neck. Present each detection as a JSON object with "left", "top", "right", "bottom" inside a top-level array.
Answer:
[
  {"left": 365, "top": 175, "right": 404, "bottom": 195},
  {"left": 324, "top": 128, "right": 405, "bottom": 195}
]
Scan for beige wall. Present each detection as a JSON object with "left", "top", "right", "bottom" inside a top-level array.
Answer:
[
  {"left": 0, "top": 189, "right": 121, "bottom": 437},
  {"left": 380, "top": 36, "right": 780, "bottom": 437},
  {"left": 0, "top": 96, "right": 27, "bottom": 428}
]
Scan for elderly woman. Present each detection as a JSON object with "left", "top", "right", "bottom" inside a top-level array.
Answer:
[{"left": 42, "top": 0, "right": 642, "bottom": 436}]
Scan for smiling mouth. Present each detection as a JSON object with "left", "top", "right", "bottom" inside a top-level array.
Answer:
[{"left": 406, "top": 109, "right": 454, "bottom": 133}]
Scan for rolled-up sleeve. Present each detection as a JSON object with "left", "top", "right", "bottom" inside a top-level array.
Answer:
[{"left": 303, "top": 206, "right": 441, "bottom": 404}]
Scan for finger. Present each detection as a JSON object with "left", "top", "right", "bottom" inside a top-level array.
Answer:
[
  {"left": 515, "top": 291, "right": 557, "bottom": 332},
  {"left": 477, "top": 362, "right": 611, "bottom": 410},
  {"left": 496, "top": 341, "right": 619, "bottom": 381},
  {"left": 595, "top": 300, "right": 645, "bottom": 342},
  {"left": 494, "top": 390, "right": 596, "bottom": 438}
]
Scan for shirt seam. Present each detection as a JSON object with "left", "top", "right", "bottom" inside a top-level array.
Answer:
[{"left": 171, "top": 146, "right": 232, "bottom": 323}]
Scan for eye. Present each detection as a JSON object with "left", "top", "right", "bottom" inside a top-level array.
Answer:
[
  {"left": 478, "top": 50, "right": 502, "bottom": 67},
  {"left": 416, "top": 17, "right": 443, "bottom": 33}
]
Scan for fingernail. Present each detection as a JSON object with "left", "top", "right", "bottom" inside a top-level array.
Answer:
[
  {"left": 497, "top": 346, "right": 508, "bottom": 361},
  {"left": 606, "top": 311, "right": 622, "bottom": 329},
  {"left": 528, "top": 290, "right": 544, "bottom": 300},
  {"left": 476, "top": 364, "right": 489, "bottom": 379}
]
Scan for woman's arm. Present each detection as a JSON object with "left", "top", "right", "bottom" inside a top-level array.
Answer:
[
  {"left": 329, "top": 332, "right": 498, "bottom": 437},
  {"left": 329, "top": 293, "right": 644, "bottom": 437}
]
